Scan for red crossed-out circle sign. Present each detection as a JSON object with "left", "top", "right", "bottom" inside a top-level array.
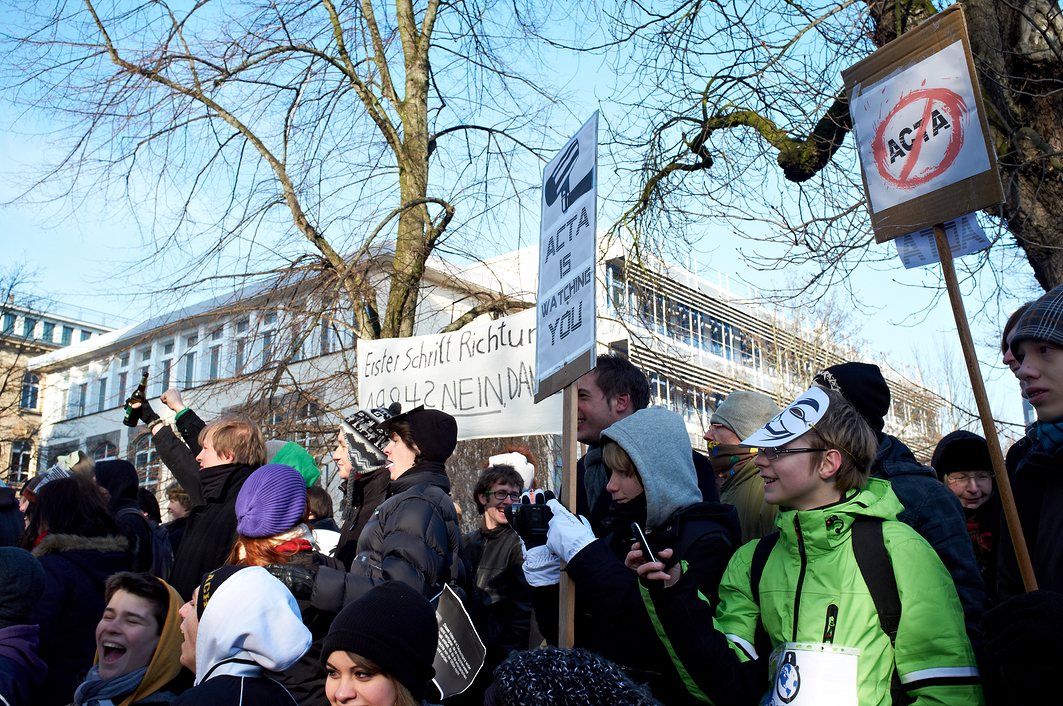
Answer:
[{"left": 871, "top": 87, "right": 969, "bottom": 190}]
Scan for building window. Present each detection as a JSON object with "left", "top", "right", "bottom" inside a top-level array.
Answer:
[
  {"left": 236, "top": 318, "right": 250, "bottom": 334},
  {"left": 80, "top": 330, "right": 91, "bottom": 342},
  {"left": 320, "top": 322, "right": 331, "bottom": 356},
  {"left": 211, "top": 327, "right": 223, "bottom": 340},
  {"left": 209, "top": 346, "right": 221, "bottom": 380},
  {"left": 97, "top": 377, "right": 108, "bottom": 412},
  {"left": 7, "top": 440, "right": 32, "bottom": 486},
  {"left": 1, "top": 313, "right": 14, "bottom": 334},
  {"left": 133, "top": 435, "right": 162, "bottom": 490},
  {"left": 163, "top": 340, "right": 174, "bottom": 355},
  {"left": 92, "top": 441, "right": 118, "bottom": 461},
  {"left": 117, "top": 371, "right": 128, "bottom": 406},
  {"left": 139, "top": 347, "right": 151, "bottom": 362},
  {"left": 41, "top": 321, "right": 55, "bottom": 342},
  {"left": 161, "top": 359, "right": 172, "bottom": 391},
  {"left": 20, "top": 373, "right": 39, "bottom": 410},
  {"left": 61, "top": 325, "right": 73, "bottom": 345},
  {"left": 182, "top": 351, "right": 197, "bottom": 388},
  {"left": 68, "top": 382, "right": 88, "bottom": 418},
  {"left": 119, "top": 351, "right": 130, "bottom": 367},
  {"left": 235, "top": 339, "right": 247, "bottom": 374},
  {"left": 261, "top": 330, "right": 273, "bottom": 368},
  {"left": 22, "top": 318, "right": 37, "bottom": 338}
]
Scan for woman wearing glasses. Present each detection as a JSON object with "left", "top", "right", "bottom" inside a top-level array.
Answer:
[
  {"left": 933, "top": 431, "right": 1000, "bottom": 600},
  {"left": 458, "top": 462, "right": 534, "bottom": 705}
]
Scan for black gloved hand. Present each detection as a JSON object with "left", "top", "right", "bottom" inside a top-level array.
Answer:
[
  {"left": 265, "top": 562, "right": 318, "bottom": 600},
  {"left": 137, "top": 399, "right": 160, "bottom": 426},
  {"left": 505, "top": 489, "right": 555, "bottom": 548},
  {"left": 985, "top": 589, "right": 1063, "bottom": 661}
]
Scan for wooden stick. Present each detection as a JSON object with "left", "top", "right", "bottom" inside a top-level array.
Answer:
[
  {"left": 933, "top": 224, "right": 1038, "bottom": 592},
  {"left": 558, "top": 383, "right": 578, "bottom": 647}
]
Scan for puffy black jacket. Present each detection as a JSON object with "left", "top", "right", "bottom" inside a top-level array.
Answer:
[
  {"left": 312, "top": 463, "right": 463, "bottom": 611},
  {"left": 334, "top": 468, "right": 390, "bottom": 570}
]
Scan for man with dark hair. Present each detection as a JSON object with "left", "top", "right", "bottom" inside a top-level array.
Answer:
[
  {"left": 460, "top": 464, "right": 532, "bottom": 705},
  {"left": 576, "top": 354, "right": 716, "bottom": 534}
]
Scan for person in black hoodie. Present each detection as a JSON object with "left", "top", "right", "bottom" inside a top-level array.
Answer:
[
  {"left": 29, "top": 475, "right": 132, "bottom": 706},
  {"left": 150, "top": 413, "right": 267, "bottom": 599},
  {"left": 516, "top": 407, "right": 741, "bottom": 706},
  {"left": 310, "top": 406, "right": 464, "bottom": 610},
  {"left": 95, "top": 460, "right": 155, "bottom": 573}
]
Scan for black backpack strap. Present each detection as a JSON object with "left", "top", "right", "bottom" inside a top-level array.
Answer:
[
  {"left": 851, "top": 517, "right": 901, "bottom": 643},
  {"left": 749, "top": 530, "right": 779, "bottom": 605},
  {"left": 748, "top": 531, "right": 780, "bottom": 660}
]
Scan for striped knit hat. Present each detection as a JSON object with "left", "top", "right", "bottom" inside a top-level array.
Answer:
[
  {"left": 235, "top": 464, "right": 307, "bottom": 538},
  {"left": 1011, "top": 283, "right": 1063, "bottom": 349}
]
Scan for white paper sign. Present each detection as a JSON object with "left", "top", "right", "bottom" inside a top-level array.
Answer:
[
  {"left": 358, "top": 309, "right": 562, "bottom": 440},
  {"left": 893, "top": 212, "right": 991, "bottom": 268},
  {"left": 851, "top": 41, "right": 990, "bottom": 213},
  {"left": 536, "top": 113, "right": 598, "bottom": 388},
  {"left": 764, "top": 643, "right": 859, "bottom": 706}
]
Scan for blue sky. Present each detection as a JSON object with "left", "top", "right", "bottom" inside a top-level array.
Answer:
[{"left": 0, "top": 6, "right": 1036, "bottom": 435}]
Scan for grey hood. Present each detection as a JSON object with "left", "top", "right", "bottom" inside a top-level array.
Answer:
[{"left": 600, "top": 407, "right": 702, "bottom": 531}]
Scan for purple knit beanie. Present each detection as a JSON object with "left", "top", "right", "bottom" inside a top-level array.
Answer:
[{"left": 235, "top": 463, "right": 307, "bottom": 538}]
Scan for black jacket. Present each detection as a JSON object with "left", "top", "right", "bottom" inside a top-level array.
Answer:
[
  {"left": 166, "top": 461, "right": 257, "bottom": 599},
  {"left": 95, "top": 460, "right": 154, "bottom": 573},
  {"left": 997, "top": 440, "right": 1063, "bottom": 598},
  {"left": 534, "top": 501, "right": 740, "bottom": 706},
  {"left": 873, "top": 434, "right": 988, "bottom": 635},
  {"left": 29, "top": 533, "right": 132, "bottom": 706},
  {"left": 462, "top": 525, "right": 532, "bottom": 664},
  {"left": 312, "top": 464, "right": 463, "bottom": 611},
  {"left": 334, "top": 469, "right": 390, "bottom": 570},
  {"left": 172, "top": 675, "right": 297, "bottom": 705}
]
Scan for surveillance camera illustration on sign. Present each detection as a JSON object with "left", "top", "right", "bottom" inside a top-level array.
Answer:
[{"left": 544, "top": 139, "right": 593, "bottom": 214}]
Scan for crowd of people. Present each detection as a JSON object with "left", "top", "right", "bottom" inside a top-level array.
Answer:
[{"left": 2, "top": 283, "right": 1063, "bottom": 705}]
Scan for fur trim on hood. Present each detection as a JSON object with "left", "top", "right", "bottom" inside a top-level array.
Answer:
[{"left": 32, "top": 533, "right": 129, "bottom": 557}]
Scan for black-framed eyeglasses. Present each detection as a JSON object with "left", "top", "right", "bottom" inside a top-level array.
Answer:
[
  {"left": 490, "top": 491, "right": 521, "bottom": 501},
  {"left": 751, "top": 447, "right": 826, "bottom": 462}
]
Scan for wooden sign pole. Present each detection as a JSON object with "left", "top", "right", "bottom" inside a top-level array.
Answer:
[
  {"left": 558, "top": 383, "right": 578, "bottom": 647},
  {"left": 933, "top": 224, "right": 1038, "bottom": 592}
]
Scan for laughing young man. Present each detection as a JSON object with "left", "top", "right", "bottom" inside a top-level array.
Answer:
[{"left": 74, "top": 572, "right": 186, "bottom": 705}]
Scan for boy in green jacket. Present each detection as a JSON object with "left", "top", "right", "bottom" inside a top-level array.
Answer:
[{"left": 631, "top": 386, "right": 983, "bottom": 706}]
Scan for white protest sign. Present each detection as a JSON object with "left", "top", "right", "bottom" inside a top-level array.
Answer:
[
  {"left": 358, "top": 308, "right": 561, "bottom": 440},
  {"left": 894, "top": 212, "right": 991, "bottom": 268},
  {"left": 851, "top": 40, "right": 989, "bottom": 214},
  {"left": 536, "top": 113, "right": 598, "bottom": 395}
]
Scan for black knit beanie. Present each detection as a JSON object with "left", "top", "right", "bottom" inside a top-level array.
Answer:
[
  {"left": 812, "top": 362, "right": 891, "bottom": 434},
  {"left": 484, "top": 647, "right": 661, "bottom": 706},
  {"left": 321, "top": 581, "right": 438, "bottom": 700},
  {"left": 0, "top": 547, "right": 45, "bottom": 628},
  {"left": 931, "top": 430, "right": 992, "bottom": 481},
  {"left": 383, "top": 406, "right": 458, "bottom": 463}
]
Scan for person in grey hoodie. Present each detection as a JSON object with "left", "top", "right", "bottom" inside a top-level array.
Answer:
[{"left": 519, "top": 407, "right": 741, "bottom": 706}]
